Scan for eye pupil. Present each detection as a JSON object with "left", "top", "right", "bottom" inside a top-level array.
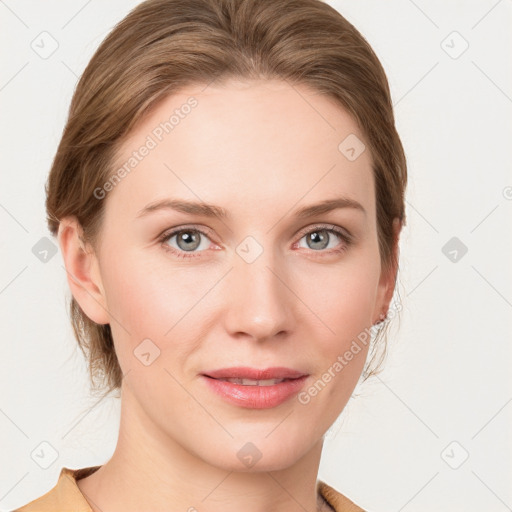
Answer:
[
  {"left": 307, "top": 230, "right": 329, "bottom": 250},
  {"left": 177, "top": 230, "right": 201, "bottom": 251}
]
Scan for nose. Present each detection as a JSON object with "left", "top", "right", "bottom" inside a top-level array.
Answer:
[{"left": 222, "top": 245, "right": 295, "bottom": 342}]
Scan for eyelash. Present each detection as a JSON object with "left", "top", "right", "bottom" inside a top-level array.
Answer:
[{"left": 158, "top": 223, "right": 353, "bottom": 259}]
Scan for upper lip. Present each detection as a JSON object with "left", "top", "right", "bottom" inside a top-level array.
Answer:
[{"left": 202, "top": 367, "right": 307, "bottom": 380}]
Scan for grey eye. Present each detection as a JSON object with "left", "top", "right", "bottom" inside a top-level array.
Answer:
[
  {"left": 305, "top": 230, "right": 331, "bottom": 250},
  {"left": 173, "top": 230, "right": 203, "bottom": 251}
]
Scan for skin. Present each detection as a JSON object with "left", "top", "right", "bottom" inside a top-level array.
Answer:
[{"left": 58, "top": 78, "right": 400, "bottom": 512}]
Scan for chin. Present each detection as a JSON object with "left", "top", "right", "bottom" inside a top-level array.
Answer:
[{"left": 196, "top": 432, "right": 315, "bottom": 473}]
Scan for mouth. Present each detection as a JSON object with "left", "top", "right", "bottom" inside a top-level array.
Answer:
[
  {"left": 201, "top": 366, "right": 307, "bottom": 382},
  {"left": 200, "top": 367, "right": 309, "bottom": 409},
  {"left": 204, "top": 376, "right": 296, "bottom": 386}
]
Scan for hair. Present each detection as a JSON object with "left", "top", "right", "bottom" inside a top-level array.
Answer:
[{"left": 46, "top": 0, "right": 407, "bottom": 396}]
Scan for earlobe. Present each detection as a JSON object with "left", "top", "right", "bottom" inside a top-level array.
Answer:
[{"left": 57, "top": 217, "right": 110, "bottom": 325}]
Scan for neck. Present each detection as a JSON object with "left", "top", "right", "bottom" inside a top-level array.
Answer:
[{"left": 77, "top": 384, "right": 328, "bottom": 512}]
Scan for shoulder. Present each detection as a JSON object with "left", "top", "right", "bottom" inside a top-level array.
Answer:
[
  {"left": 11, "top": 466, "right": 100, "bottom": 512},
  {"left": 317, "top": 479, "right": 366, "bottom": 512},
  {"left": 12, "top": 469, "right": 363, "bottom": 512}
]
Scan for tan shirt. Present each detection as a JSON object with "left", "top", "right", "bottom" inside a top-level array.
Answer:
[{"left": 13, "top": 466, "right": 365, "bottom": 512}]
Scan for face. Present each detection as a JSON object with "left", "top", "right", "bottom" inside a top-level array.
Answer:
[{"left": 69, "top": 79, "right": 396, "bottom": 472}]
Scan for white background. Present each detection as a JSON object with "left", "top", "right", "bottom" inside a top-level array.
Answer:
[{"left": 1, "top": 1, "right": 511, "bottom": 511}]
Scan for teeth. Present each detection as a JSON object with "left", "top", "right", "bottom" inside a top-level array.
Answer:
[{"left": 220, "top": 378, "right": 286, "bottom": 386}]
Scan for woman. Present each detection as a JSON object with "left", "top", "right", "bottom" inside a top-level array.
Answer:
[{"left": 14, "top": 0, "right": 407, "bottom": 510}]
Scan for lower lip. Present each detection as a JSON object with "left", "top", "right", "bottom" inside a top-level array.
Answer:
[{"left": 201, "top": 375, "right": 308, "bottom": 409}]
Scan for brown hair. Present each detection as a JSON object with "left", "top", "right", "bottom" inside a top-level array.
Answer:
[{"left": 46, "top": 0, "right": 407, "bottom": 396}]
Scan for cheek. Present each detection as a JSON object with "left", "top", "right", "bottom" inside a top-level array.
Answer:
[
  {"left": 102, "top": 264, "right": 169, "bottom": 335},
  {"left": 290, "top": 249, "right": 380, "bottom": 405},
  {"left": 102, "top": 248, "right": 194, "bottom": 324},
  {"left": 99, "top": 251, "right": 215, "bottom": 367},
  {"left": 294, "top": 252, "right": 381, "bottom": 337}
]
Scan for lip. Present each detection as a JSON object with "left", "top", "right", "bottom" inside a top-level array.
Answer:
[
  {"left": 201, "top": 367, "right": 309, "bottom": 409},
  {"left": 202, "top": 366, "right": 307, "bottom": 380}
]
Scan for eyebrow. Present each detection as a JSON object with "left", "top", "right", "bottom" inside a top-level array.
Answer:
[{"left": 136, "top": 196, "right": 366, "bottom": 220}]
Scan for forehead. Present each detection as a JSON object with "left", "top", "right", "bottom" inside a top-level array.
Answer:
[{"left": 106, "top": 79, "right": 375, "bottom": 221}]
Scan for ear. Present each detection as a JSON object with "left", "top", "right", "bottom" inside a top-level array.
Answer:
[
  {"left": 57, "top": 217, "right": 110, "bottom": 325},
  {"left": 372, "top": 217, "right": 402, "bottom": 324}
]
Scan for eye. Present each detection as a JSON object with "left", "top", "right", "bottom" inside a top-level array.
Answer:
[
  {"left": 158, "top": 223, "right": 352, "bottom": 259},
  {"left": 159, "top": 227, "right": 214, "bottom": 259},
  {"left": 295, "top": 224, "right": 352, "bottom": 255}
]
